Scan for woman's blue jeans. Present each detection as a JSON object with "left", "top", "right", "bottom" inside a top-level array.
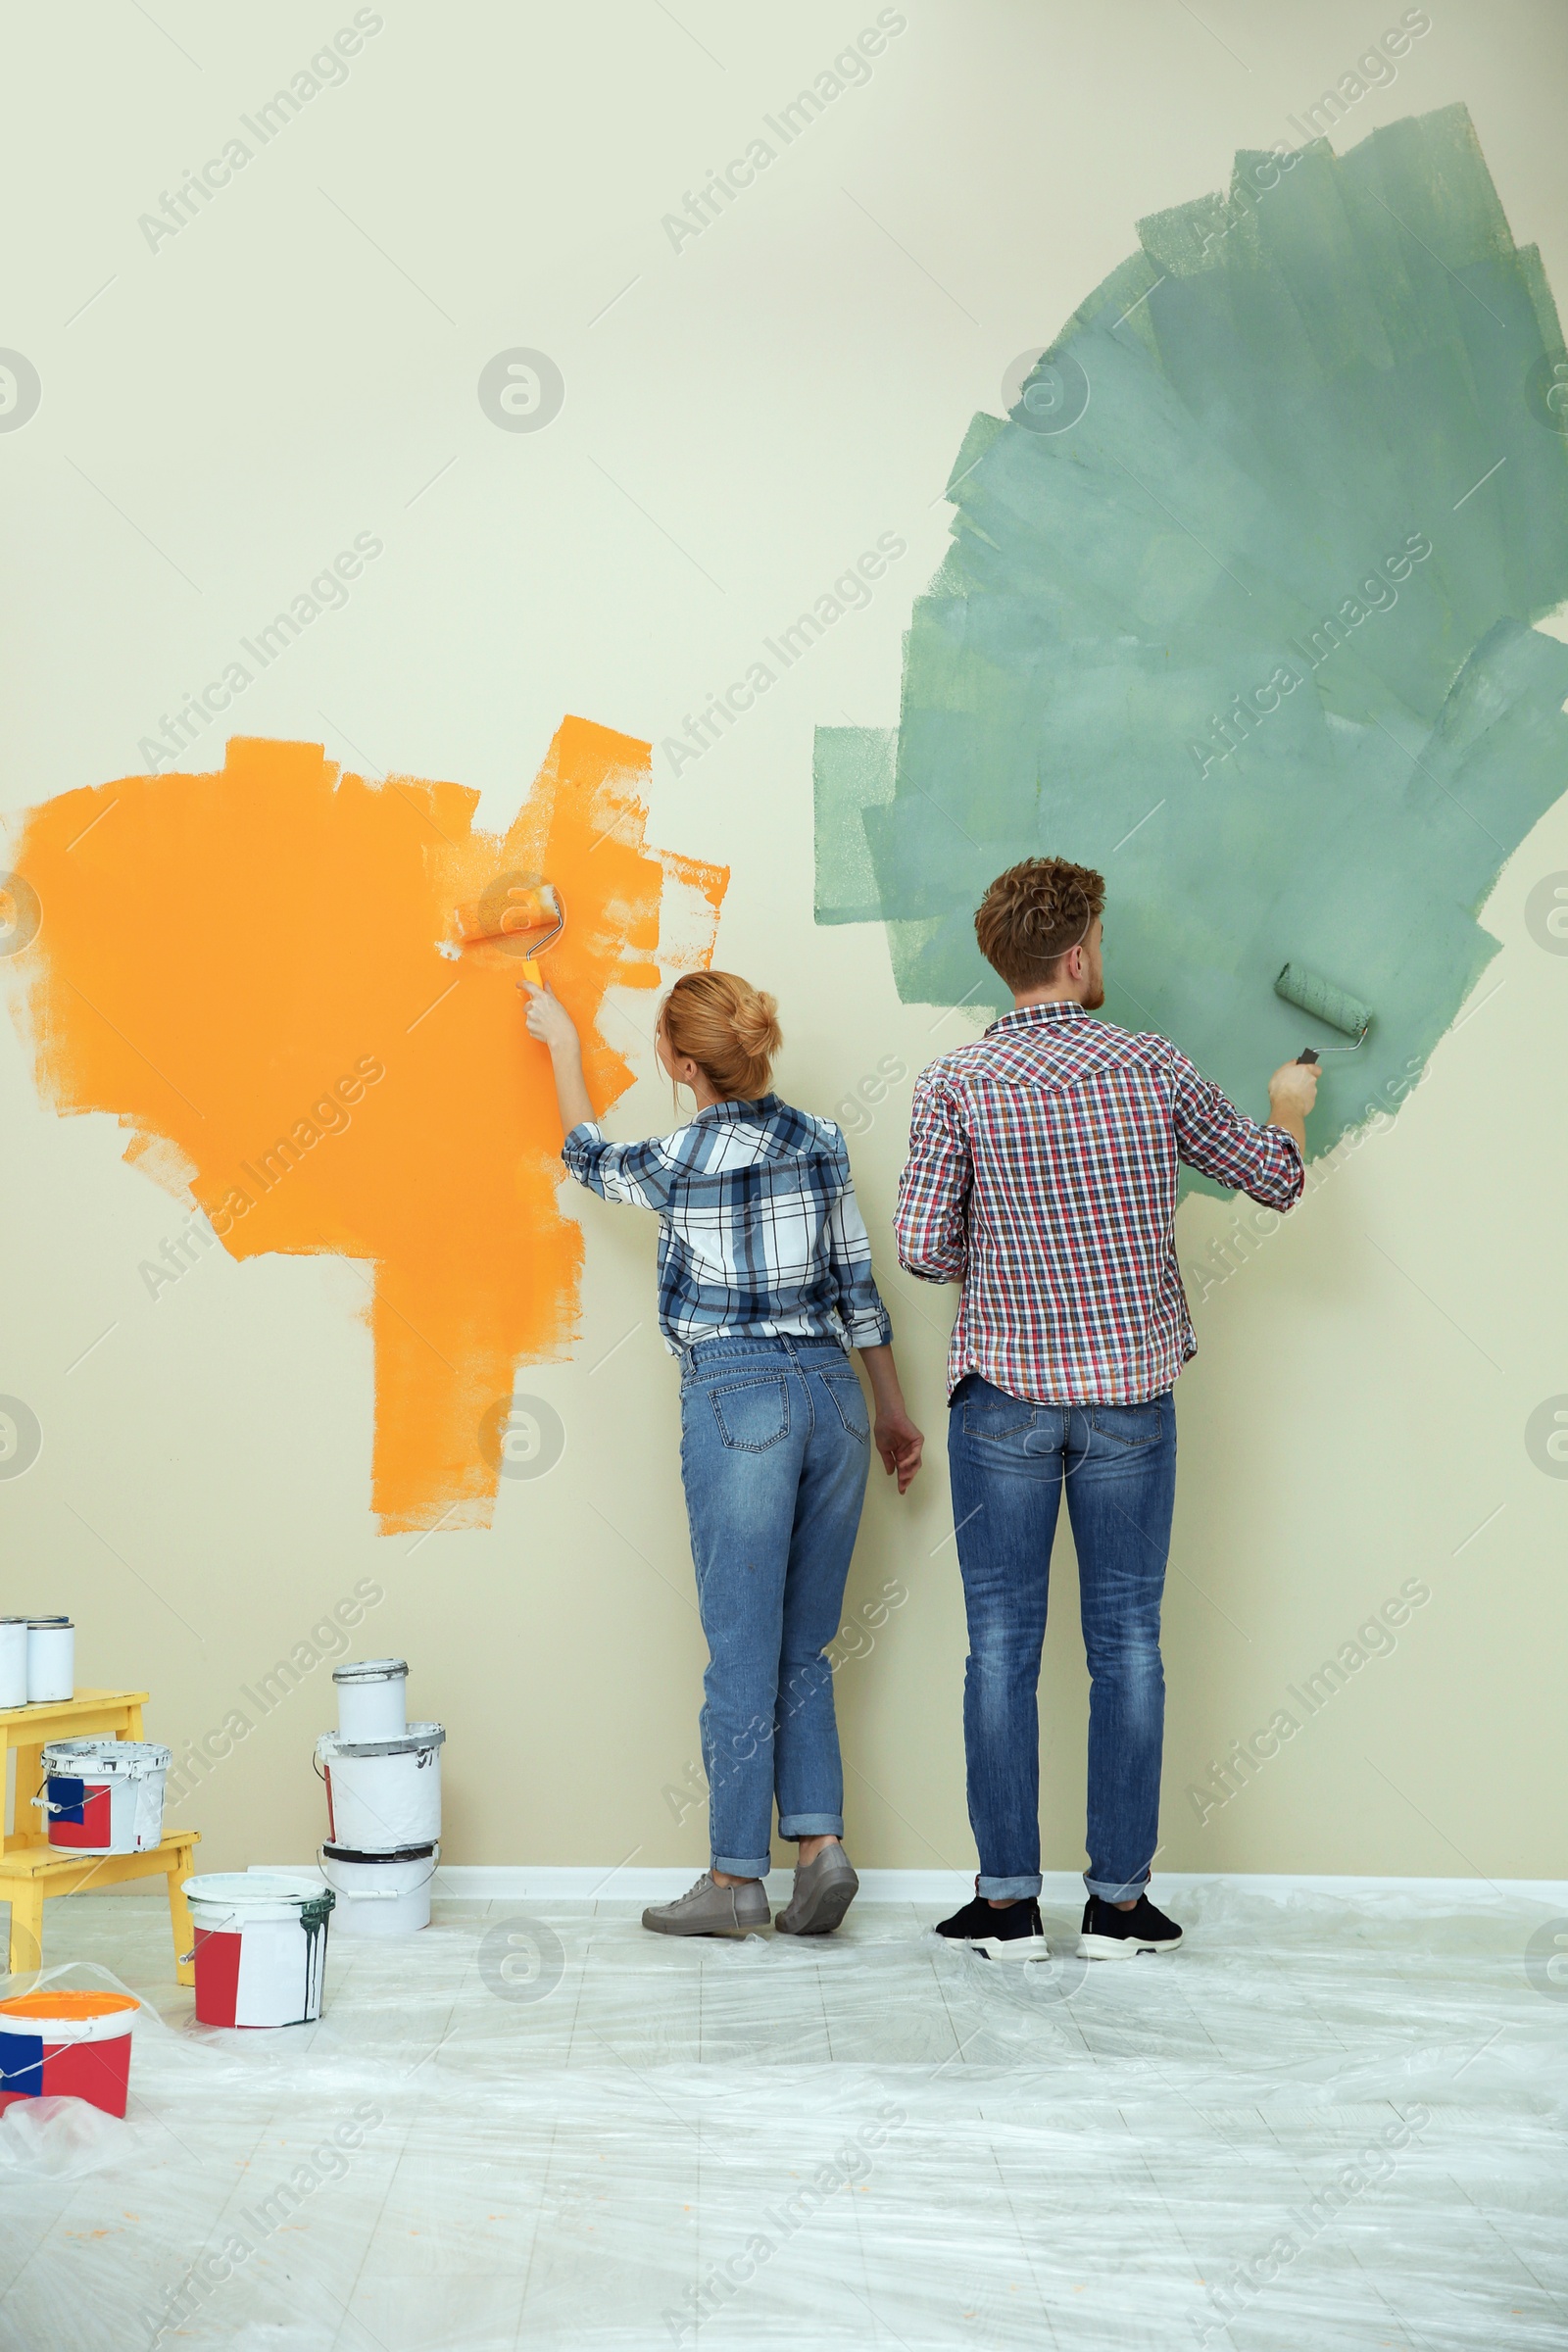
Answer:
[
  {"left": 947, "top": 1375, "right": 1177, "bottom": 1902},
  {"left": 679, "top": 1335, "right": 871, "bottom": 1878}
]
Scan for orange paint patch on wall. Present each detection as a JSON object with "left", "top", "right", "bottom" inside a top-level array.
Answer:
[{"left": 9, "top": 721, "right": 726, "bottom": 1532}]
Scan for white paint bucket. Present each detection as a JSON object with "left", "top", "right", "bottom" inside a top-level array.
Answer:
[
  {"left": 35, "top": 1739, "right": 172, "bottom": 1854},
  {"left": 0, "top": 1619, "right": 26, "bottom": 1710},
  {"left": 183, "top": 1874, "right": 334, "bottom": 2029},
  {"left": 321, "top": 1840, "right": 439, "bottom": 1936},
  {"left": 316, "top": 1723, "right": 444, "bottom": 1851},
  {"left": 26, "top": 1618, "right": 74, "bottom": 1703},
  {"left": 332, "top": 1657, "right": 409, "bottom": 1744}
]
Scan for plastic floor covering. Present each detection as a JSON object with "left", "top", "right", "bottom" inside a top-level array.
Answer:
[{"left": 0, "top": 1883, "right": 1564, "bottom": 2350}]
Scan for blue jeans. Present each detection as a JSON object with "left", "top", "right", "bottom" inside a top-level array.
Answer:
[
  {"left": 679, "top": 1335, "right": 872, "bottom": 1878},
  {"left": 947, "top": 1375, "right": 1177, "bottom": 1902}
]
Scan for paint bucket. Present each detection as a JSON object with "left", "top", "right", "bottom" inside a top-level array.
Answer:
[
  {"left": 332, "top": 1657, "right": 409, "bottom": 1743},
  {"left": 34, "top": 1740, "right": 172, "bottom": 1854},
  {"left": 320, "top": 1840, "right": 439, "bottom": 1936},
  {"left": 0, "top": 1990, "right": 139, "bottom": 2118},
  {"left": 316, "top": 1723, "right": 444, "bottom": 1852},
  {"left": 26, "top": 1618, "right": 74, "bottom": 1703},
  {"left": 0, "top": 1619, "right": 26, "bottom": 1710},
  {"left": 183, "top": 1874, "right": 334, "bottom": 2029}
]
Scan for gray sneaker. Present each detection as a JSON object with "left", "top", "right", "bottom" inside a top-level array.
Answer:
[
  {"left": 642, "top": 1872, "right": 770, "bottom": 1937},
  {"left": 774, "top": 1845, "right": 859, "bottom": 1936}
]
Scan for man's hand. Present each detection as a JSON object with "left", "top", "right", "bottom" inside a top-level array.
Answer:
[
  {"left": 1267, "top": 1057, "right": 1320, "bottom": 1152},
  {"left": 873, "top": 1404, "right": 925, "bottom": 1494}
]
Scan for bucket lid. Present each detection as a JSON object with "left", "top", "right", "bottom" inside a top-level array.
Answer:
[
  {"left": 183, "top": 1873, "right": 334, "bottom": 1915},
  {"left": 43, "top": 1739, "right": 172, "bottom": 1774},
  {"left": 0, "top": 1615, "right": 28, "bottom": 1625},
  {"left": 27, "top": 1616, "right": 72, "bottom": 1628},
  {"left": 332, "top": 1657, "right": 409, "bottom": 1685},
  {"left": 321, "top": 1840, "right": 438, "bottom": 1864},
  {"left": 317, "top": 1720, "right": 446, "bottom": 1760}
]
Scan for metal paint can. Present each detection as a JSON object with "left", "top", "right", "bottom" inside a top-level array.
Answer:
[
  {"left": 0, "top": 1619, "right": 27, "bottom": 1710},
  {"left": 26, "top": 1618, "right": 74, "bottom": 1703},
  {"left": 331, "top": 1657, "right": 409, "bottom": 1744}
]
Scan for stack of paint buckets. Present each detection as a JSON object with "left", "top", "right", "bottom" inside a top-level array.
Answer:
[
  {"left": 0, "top": 1615, "right": 76, "bottom": 1707},
  {"left": 315, "top": 1660, "right": 443, "bottom": 1936}
]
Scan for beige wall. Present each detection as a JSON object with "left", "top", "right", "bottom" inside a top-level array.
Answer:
[{"left": 3, "top": 0, "right": 1566, "bottom": 1880}]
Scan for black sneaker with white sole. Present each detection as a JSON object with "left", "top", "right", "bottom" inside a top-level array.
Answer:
[
  {"left": 1078, "top": 1891, "right": 1183, "bottom": 1959},
  {"left": 935, "top": 1888, "right": 1051, "bottom": 1960}
]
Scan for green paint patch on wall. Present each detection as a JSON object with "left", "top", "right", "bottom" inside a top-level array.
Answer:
[{"left": 815, "top": 106, "right": 1568, "bottom": 1167}]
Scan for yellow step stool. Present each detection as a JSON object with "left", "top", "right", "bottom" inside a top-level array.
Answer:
[{"left": 1, "top": 1689, "right": 198, "bottom": 1984}]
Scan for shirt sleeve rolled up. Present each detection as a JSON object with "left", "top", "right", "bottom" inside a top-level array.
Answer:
[
  {"left": 823, "top": 1147, "right": 894, "bottom": 1348},
  {"left": 895, "top": 1072, "right": 972, "bottom": 1283},
  {"left": 560, "top": 1121, "right": 677, "bottom": 1210},
  {"left": 1167, "top": 1050, "right": 1304, "bottom": 1209}
]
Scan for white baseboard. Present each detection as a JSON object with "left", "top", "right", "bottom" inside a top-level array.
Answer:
[{"left": 255, "top": 1864, "right": 1568, "bottom": 1906}]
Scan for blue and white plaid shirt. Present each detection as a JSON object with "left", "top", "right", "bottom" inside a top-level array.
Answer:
[{"left": 562, "top": 1095, "right": 894, "bottom": 1357}]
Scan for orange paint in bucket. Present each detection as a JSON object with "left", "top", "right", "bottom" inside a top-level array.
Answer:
[{"left": 0, "top": 1991, "right": 139, "bottom": 2117}]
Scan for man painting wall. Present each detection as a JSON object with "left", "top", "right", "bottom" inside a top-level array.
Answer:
[{"left": 895, "top": 858, "right": 1320, "bottom": 1960}]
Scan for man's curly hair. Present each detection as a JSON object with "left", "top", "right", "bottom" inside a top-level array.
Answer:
[{"left": 974, "top": 857, "right": 1105, "bottom": 993}]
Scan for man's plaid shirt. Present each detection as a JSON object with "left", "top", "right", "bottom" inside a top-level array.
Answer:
[
  {"left": 563, "top": 1095, "right": 893, "bottom": 1356},
  {"left": 895, "top": 1003, "right": 1303, "bottom": 1403}
]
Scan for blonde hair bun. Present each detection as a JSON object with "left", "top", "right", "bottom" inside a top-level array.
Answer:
[
  {"left": 661, "top": 971, "right": 781, "bottom": 1100},
  {"left": 731, "top": 991, "right": 781, "bottom": 1056}
]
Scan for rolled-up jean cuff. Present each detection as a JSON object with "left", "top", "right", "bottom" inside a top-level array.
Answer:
[
  {"left": 778, "top": 1814, "right": 843, "bottom": 1840},
  {"left": 712, "top": 1853, "right": 772, "bottom": 1880},
  {"left": 1084, "top": 1869, "right": 1151, "bottom": 1903},
  {"left": 978, "top": 1873, "right": 1042, "bottom": 1899}
]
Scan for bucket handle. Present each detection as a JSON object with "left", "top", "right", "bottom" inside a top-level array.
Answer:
[{"left": 317, "top": 1842, "right": 441, "bottom": 1899}]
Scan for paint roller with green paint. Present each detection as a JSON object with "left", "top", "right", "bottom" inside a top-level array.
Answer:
[{"left": 1274, "top": 963, "right": 1373, "bottom": 1064}]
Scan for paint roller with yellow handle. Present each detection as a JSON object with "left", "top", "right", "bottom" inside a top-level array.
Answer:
[
  {"left": 453, "top": 874, "right": 565, "bottom": 983},
  {"left": 1274, "top": 961, "right": 1373, "bottom": 1063}
]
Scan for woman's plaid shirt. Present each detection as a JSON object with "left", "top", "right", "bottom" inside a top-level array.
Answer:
[
  {"left": 563, "top": 1095, "right": 893, "bottom": 1356},
  {"left": 895, "top": 1003, "right": 1302, "bottom": 1403}
]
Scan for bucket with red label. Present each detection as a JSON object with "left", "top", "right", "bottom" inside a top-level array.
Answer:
[
  {"left": 0, "top": 1991, "right": 139, "bottom": 2117},
  {"left": 35, "top": 1740, "right": 171, "bottom": 1855},
  {"left": 183, "top": 1875, "right": 334, "bottom": 2029}
]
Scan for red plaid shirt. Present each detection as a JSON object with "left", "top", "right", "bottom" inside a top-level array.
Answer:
[{"left": 895, "top": 1003, "right": 1303, "bottom": 1403}]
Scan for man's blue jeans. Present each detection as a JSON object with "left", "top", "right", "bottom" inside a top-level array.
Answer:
[
  {"left": 947, "top": 1375, "right": 1177, "bottom": 1902},
  {"left": 679, "top": 1335, "right": 871, "bottom": 1878}
]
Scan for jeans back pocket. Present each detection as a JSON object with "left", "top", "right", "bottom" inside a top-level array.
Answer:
[
  {"left": 709, "top": 1374, "right": 791, "bottom": 1453},
  {"left": 822, "top": 1371, "right": 869, "bottom": 1444},
  {"left": 1089, "top": 1400, "right": 1163, "bottom": 1449},
  {"left": 960, "top": 1382, "right": 1036, "bottom": 1441}
]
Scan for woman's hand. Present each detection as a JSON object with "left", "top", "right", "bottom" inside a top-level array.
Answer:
[
  {"left": 520, "top": 982, "right": 594, "bottom": 1132},
  {"left": 520, "top": 979, "right": 580, "bottom": 1056},
  {"left": 873, "top": 1403, "right": 925, "bottom": 1494},
  {"left": 858, "top": 1344, "right": 924, "bottom": 1493}
]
